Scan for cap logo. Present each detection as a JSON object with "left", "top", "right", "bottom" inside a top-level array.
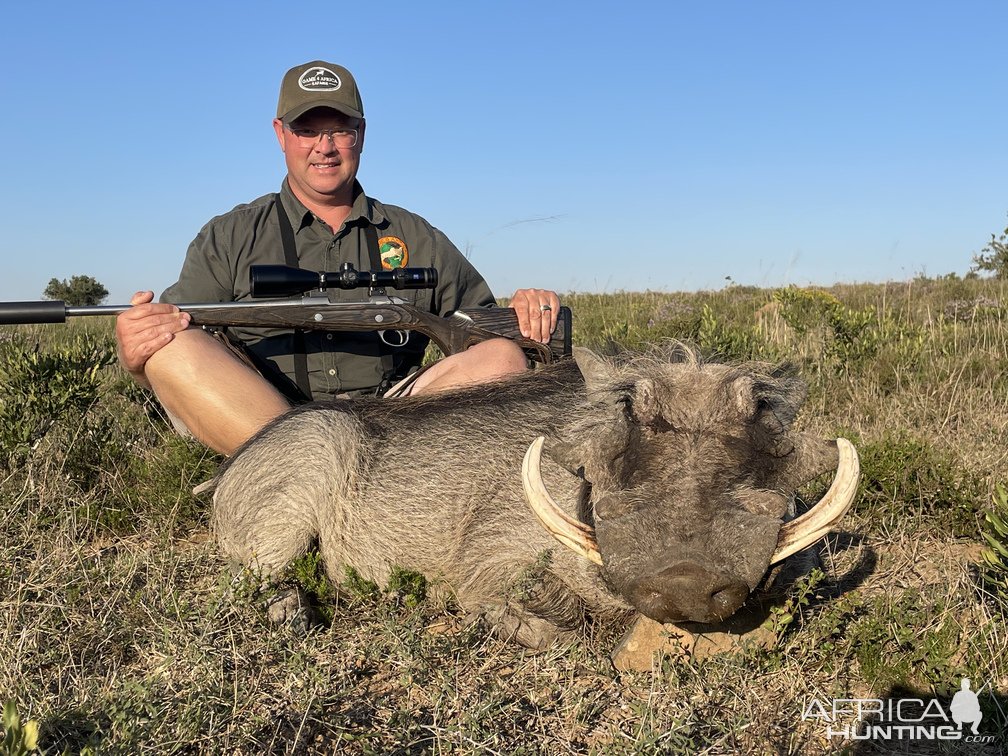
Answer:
[{"left": 298, "top": 67, "right": 342, "bottom": 92}]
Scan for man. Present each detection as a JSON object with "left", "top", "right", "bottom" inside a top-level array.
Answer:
[{"left": 116, "top": 61, "right": 559, "bottom": 456}]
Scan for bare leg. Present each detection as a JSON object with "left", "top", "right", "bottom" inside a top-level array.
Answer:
[
  {"left": 144, "top": 329, "right": 291, "bottom": 455},
  {"left": 408, "top": 338, "right": 528, "bottom": 396}
]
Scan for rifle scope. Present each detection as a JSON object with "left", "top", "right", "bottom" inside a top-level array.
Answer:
[{"left": 250, "top": 263, "right": 438, "bottom": 298}]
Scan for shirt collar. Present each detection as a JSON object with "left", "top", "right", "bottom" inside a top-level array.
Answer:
[{"left": 279, "top": 179, "right": 386, "bottom": 233}]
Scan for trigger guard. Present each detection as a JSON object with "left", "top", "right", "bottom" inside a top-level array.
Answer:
[{"left": 379, "top": 329, "right": 410, "bottom": 348}]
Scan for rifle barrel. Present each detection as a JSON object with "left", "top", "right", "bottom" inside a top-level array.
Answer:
[
  {"left": 0, "top": 300, "right": 73, "bottom": 324},
  {"left": 0, "top": 298, "right": 331, "bottom": 325},
  {"left": 65, "top": 300, "right": 319, "bottom": 318},
  {"left": 65, "top": 304, "right": 131, "bottom": 317}
]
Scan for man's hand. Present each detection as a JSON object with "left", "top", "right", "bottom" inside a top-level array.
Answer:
[
  {"left": 508, "top": 288, "right": 560, "bottom": 344},
  {"left": 115, "top": 291, "right": 192, "bottom": 385}
]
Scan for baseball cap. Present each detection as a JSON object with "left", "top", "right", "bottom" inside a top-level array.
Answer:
[{"left": 277, "top": 61, "right": 364, "bottom": 122}]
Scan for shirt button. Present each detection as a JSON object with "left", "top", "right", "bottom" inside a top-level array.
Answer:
[
  {"left": 328, "top": 369, "right": 336, "bottom": 376},
  {"left": 326, "top": 333, "right": 333, "bottom": 340}
]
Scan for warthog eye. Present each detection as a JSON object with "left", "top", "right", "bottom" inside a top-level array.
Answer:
[{"left": 646, "top": 416, "right": 676, "bottom": 433}]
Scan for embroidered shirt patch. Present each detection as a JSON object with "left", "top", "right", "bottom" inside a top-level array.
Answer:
[{"left": 378, "top": 236, "right": 409, "bottom": 269}]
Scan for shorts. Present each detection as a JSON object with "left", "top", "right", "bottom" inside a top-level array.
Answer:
[{"left": 208, "top": 328, "right": 431, "bottom": 400}]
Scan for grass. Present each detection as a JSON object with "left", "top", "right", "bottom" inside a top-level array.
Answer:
[{"left": 1, "top": 273, "right": 1007, "bottom": 754}]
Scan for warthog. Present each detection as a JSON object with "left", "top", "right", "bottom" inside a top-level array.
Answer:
[{"left": 208, "top": 346, "right": 858, "bottom": 648}]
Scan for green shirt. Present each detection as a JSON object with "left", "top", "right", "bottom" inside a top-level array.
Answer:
[{"left": 162, "top": 180, "right": 495, "bottom": 398}]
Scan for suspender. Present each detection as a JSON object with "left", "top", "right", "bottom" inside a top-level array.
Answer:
[
  {"left": 275, "top": 199, "right": 313, "bottom": 401},
  {"left": 274, "top": 198, "right": 397, "bottom": 399}
]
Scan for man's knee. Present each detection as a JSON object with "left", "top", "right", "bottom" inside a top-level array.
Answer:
[
  {"left": 146, "top": 328, "right": 272, "bottom": 393},
  {"left": 407, "top": 338, "right": 529, "bottom": 396},
  {"left": 478, "top": 337, "right": 529, "bottom": 376},
  {"left": 142, "top": 328, "right": 290, "bottom": 454},
  {"left": 144, "top": 328, "right": 225, "bottom": 384}
]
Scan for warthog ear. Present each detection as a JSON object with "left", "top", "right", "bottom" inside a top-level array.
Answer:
[
  {"left": 549, "top": 348, "right": 635, "bottom": 484},
  {"left": 573, "top": 347, "right": 617, "bottom": 393},
  {"left": 575, "top": 349, "right": 663, "bottom": 430},
  {"left": 546, "top": 407, "right": 635, "bottom": 484},
  {"left": 631, "top": 378, "right": 661, "bottom": 428},
  {"left": 729, "top": 374, "right": 758, "bottom": 418}
]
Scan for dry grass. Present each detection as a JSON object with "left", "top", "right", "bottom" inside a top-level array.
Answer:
[{"left": 1, "top": 274, "right": 1007, "bottom": 754}]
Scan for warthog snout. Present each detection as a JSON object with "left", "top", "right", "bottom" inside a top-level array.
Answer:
[
  {"left": 588, "top": 481, "right": 781, "bottom": 625},
  {"left": 624, "top": 562, "right": 753, "bottom": 624}
]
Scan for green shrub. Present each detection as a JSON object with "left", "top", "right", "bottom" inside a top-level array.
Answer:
[
  {"left": 971, "top": 217, "right": 1008, "bottom": 278},
  {"left": 338, "top": 565, "right": 428, "bottom": 610},
  {"left": 979, "top": 484, "right": 1008, "bottom": 609},
  {"left": 847, "top": 590, "right": 961, "bottom": 691},
  {"left": 342, "top": 566, "right": 381, "bottom": 603},
  {"left": 774, "top": 286, "right": 880, "bottom": 363},
  {"left": 764, "top": 567, "right": 826, "bottom": 641},
  {"left": 695, "top": 304, "right": 768, "bottom": 362},
  {"left": 386, "top": 566, "right": 428, "bottom": 609},
  {"left": 286, "top": 550, "right": 337, "bottom": 605},
  {"left": 0, "top": 332, "right": 116, "bottom": 464},
  {"left": 855, "top": 432, "right": 984, "bottom": 537},
  {"left": 1, "top": 700, "right": 39, "bottom": 756}
]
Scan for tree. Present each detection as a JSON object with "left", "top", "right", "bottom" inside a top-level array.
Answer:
[
  {"left": 43, "top": 275, "right": 109, "bottom": 306},
  {"left": 971, "top": 217, "right": 1008, "bottom": 279}
]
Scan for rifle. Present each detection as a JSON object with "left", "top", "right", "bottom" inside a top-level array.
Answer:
[{"left": 0, "top": 263, "right": 573, "bottom": 363}]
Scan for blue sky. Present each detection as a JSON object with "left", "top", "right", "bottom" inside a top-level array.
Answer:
[{"left": 1, "top": 1, "right": 1005, "bottom": 303}]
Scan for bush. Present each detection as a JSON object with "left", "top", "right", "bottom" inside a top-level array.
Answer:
[
  {"left": 43, "top": 275, "right": 109, "bottom": 306},
  {"left": 846, "top": 590, "right": 961, "bottom": 691},
  {"left": 979, "top": 484, "right": 1008, "bottom": 610},
  {"left": 855, "top": 432, "right": 984, "bottom": 537},
  {"left": 0, "top": 332, "right": 116, "bottom": 465},
  {"left": 971, "top": 216, "right": 1008, "bottom": 279},
  {"left": 774, "top": 286, "right": 879, "bottom": 363},
  {"left": 695, "top": 304, "right": 770, "bottom": 362}
]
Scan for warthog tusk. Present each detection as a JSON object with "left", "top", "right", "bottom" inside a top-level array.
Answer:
[
  {"left": 771, "top": 438, "right": 860, "bottom": 564},
  {"left": 522, "top": 436, "right": 604, "bottom": 566}
]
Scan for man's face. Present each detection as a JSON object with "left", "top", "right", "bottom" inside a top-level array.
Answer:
[{"left": 273, "top": 107, "right": 365, "bottom": 207}]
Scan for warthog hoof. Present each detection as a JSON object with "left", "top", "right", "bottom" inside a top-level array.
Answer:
[{"left": 265, "top": 586, "right": 324, "bottom": 633}]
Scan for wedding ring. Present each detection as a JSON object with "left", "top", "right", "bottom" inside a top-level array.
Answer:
[{"left": 539, "top": 304, "right": 552, "bottom": 312}]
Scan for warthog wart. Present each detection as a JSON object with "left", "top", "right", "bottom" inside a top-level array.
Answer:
[{"left": 207, "top": 345, "right": 858, "bottom": 648}]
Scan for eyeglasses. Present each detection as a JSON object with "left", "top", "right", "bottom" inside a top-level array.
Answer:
[{"left": 284, "top": 125, "right": 358, "bottom": 149}]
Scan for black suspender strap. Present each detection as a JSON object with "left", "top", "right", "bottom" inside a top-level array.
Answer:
[
  {"left": 364, "top": 224, "right": 398, "bottom": 394},
  {"left": 274, "top": 199, "right": 313, "bottom": 401}
]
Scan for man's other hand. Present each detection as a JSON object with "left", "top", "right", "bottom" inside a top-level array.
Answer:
[{"left": 508, "top": 288, "right": 560, "bottom": 344}]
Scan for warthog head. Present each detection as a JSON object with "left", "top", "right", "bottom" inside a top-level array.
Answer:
[{"left": 523, "top": 347, "right": 858, "bottom": 625}]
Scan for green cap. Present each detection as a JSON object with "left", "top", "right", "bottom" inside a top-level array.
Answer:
[{"left": 276, "top": 61, "right": 364, "bottom": 122}]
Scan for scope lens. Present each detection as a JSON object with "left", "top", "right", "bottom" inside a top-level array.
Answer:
[{"left": 250, "top": 265, "right": 323, "bottom": 297}]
